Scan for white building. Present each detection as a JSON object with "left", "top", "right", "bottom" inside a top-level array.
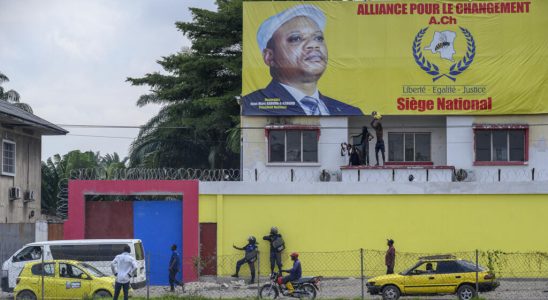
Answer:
[{"left": 241, "top": 114, "right": 547, "bottom": 184}]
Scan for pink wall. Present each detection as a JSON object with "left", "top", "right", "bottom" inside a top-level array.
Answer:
[{"left": 65, "top": 180, "right": 199, "bottom": 282}]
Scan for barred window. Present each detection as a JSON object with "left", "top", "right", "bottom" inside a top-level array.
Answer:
[
  {"left": 474, "top": 126, "right": 527, "bottom": 165},
  {"left": 268, "top": 130, "right": 318, "bottom": 163},
  {"left": 50, "top": 244, "right": 127, "bottom": 261},
  {"left": 388, "top": 133, "right": 431, "bottom": 162},
  {"left": 2, "top": 140, "right": 15, "bottom": 176}
]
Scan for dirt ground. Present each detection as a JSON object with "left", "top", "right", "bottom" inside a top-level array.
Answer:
[
  {"left": 2, "top": 277, "right": 547, "bottom": 299},
  {"left": 131, "top": 277, "right": 548, "bottom": 299}
]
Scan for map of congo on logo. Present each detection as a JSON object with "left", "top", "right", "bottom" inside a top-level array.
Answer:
[{"left": 413, "top": 26, "right": 476, "bottom": 82}]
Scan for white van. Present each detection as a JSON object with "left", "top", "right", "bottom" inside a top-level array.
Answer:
[{"left": 1, "top": 239, "right": 146, "bottom": 292}]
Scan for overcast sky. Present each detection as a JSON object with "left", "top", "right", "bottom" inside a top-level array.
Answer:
[{"left": 0, "top": 0, "right": 216, "bottom": 161}]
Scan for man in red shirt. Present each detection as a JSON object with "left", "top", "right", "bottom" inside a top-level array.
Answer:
[{"left": 385, "top": 239, "right": 396, "bottom": 274}]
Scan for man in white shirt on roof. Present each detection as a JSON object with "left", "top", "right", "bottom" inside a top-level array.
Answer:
[{"left": 111, "top": 245, "right": 137, "bottom": 300}]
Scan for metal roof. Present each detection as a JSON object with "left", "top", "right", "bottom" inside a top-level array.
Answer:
[{"left": 0, "top": 100, "right": 67, "bottom": 135}]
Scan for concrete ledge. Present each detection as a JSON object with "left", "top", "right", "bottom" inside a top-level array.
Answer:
[{"left": 200, "top": 181, "right": 548, "bottom": 195}]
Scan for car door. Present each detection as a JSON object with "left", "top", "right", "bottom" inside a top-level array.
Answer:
[
  {"left": 29, "top": 262, "right": 56, "bottom": 299},
  {"left": 9, "top": 246, "right": 43, "bottom": 290},
  {"left": 57, "top": 263, "right": 91, "bottom": 299},
  {"left": 435, "top": 261, "right": 465, "bottom": 293},
  {"left": 403, "top": 262, "right": 443, "bottom": 295}
]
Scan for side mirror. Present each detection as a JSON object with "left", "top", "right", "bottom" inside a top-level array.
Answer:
[{"left": 81, "top": 274, "right": 90, "bottom": 280}]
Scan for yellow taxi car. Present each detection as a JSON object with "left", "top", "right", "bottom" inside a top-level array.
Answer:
[
  {"left": 14, "top": 260, "right": 115, "bottom": 299},
  {"left": 366, "top": 255, "right": 499, "bottom": 300}
]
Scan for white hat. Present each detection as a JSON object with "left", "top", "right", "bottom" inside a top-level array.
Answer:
[{"left": 256, "top": 4, "right": 326, "bottom": 53}]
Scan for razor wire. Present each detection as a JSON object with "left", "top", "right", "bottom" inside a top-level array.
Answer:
[{"left": 54, "top": 167, "right": 548, "bottom": 219}]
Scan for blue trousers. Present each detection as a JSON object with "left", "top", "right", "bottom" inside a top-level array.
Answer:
[
  {"left": 270, "top": 251, "right": 282, "bottom": 274},
  {"left": 169, "top": 269, "right": 181, "bottom": 290},
  {"left": 113, "top": 281, "right": 129, "bottom": 300}
]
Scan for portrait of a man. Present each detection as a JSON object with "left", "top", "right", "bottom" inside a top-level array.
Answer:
[{"left": 242, "top": 4, "right": 363, "bottom": 116}]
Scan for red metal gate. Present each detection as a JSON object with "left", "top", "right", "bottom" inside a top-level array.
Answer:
[{"left": 199, "top": 223, "right": 217, "bottom": 275}]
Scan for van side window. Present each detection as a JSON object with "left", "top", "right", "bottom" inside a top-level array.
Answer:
[
  {"left": 50, "top": 244, "right": 128, "bottom": 261},
  {"left": 13, "top": 246, "right": 42, "bottom": 262},
  {"left": 31, "top": 263, "right": 54, "bottom": 276}
]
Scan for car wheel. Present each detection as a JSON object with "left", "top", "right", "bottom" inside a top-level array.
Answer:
[
  {"left": 93, "top": 290, "right": 112, "bottom": 299},
  {"left": 259, "top": 284, "right": 279, "bottom": 299},
  {"left": 457, "top": 284, "right": 477, "bottom": 300},
  {"left": 382, "top": 285, "right": 400, "bottom": 300},
  {"left": 16, "top": 290, "right": 36, "bottom": 300}
]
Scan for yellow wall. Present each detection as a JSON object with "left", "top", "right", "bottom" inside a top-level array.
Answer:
[{"left": 199, "top": 194, "right": 548, "bottom": 276}]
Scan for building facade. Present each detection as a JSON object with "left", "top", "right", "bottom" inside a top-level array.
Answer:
[{"left": 0, "top": 101, "right": 67, "bottom": 224}]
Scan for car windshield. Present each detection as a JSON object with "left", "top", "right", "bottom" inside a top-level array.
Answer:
[
  {"left": 78, "top": 263, "right": 106, "bottom": 277},
  {"left": 401, "top": 262, "right": 422, "bottom": 275}
]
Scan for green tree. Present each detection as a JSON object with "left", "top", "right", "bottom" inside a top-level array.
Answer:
[
  {"left": 127, "top": 0, "right": 242, "bottom": 169},
  {"left": 0, "top": 71, "right": 34, "bottom": 113},
  {"left": 41, "top": 151, "right": 127, "bottom": 216},
  {"left": 101, "top": 152, "right": 128, "bottom": 178}
]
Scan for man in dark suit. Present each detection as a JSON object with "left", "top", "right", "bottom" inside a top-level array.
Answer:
[{"left": 242, "top": 4, "right": 363, "bottom": 116}]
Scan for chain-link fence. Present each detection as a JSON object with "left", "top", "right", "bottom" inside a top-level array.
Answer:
[
  {"left": 181, "top": 250, "right": 548, "bottom": 300},
  {"left": 2, "top": 248, "right": 548, "bottom": 299}
]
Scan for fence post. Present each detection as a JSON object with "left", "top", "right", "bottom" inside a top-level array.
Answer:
[
  {"left": 360, "top": 248, "right": 365, "bottom": 300},
  {"left": 41, "top": 246, "right": 45, "bottom": 300},
  {"left": 475, "top": 249, "right": 479, "bottom": 295},
  {"left": 257, "top": 251, "right": 261, "bottom": 298},
  {"left": 146, "top": 252, "right": 150, "bottom": 300}
]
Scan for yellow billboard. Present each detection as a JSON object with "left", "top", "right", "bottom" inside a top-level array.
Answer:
[{"left": 242, "top": 1, "right": 547, "bottom": 116}]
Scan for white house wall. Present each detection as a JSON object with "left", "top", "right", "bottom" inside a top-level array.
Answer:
[
  {"left": 241, "top": 116, "right": 348, "bottom": 182},
  {"left": 446, "top": 115, "right": 548, "bottom": 182}
]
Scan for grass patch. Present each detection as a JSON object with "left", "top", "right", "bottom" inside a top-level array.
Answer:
[{"left": 131, "top": 297, "right": 253, "bottom": 300}]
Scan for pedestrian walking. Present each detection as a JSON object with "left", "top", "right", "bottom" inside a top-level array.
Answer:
[{"left": 169, "top": 244, "right": 185, "bottom": 292}]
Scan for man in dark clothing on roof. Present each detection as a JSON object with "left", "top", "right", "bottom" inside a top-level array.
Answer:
[{"left": 371, "top": 111, "right": 385, "bottom": 166}]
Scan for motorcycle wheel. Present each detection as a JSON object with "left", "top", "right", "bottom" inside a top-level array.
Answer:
[
  {"left": 300, "top": 284, "right": 317, "bottom": 300},
  {"left": 259, "top": 284, "right": 279, "bottom": 299}
]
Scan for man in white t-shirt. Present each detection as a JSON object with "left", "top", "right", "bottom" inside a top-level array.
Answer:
[{"left": 111, "top": 245, "right": 137, "bottom": 300}]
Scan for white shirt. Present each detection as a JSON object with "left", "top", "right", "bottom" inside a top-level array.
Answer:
[
  {"left": 111, "top": 252, "right": 137, "bottom": 284},
  {"left": 279, "top": 83, "right": 330, "bottom": 115}
]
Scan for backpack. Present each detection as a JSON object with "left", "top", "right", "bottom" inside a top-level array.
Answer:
[{"left": 272, "top": 236, "right": 285, "bottom": 252}]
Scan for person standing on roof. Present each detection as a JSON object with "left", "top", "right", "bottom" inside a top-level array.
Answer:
[{"left": 371, "top": 111, "right": 385, "bottom": 166}]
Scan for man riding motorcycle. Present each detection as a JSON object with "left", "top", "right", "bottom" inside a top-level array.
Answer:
[
  {"left": 259, "top": 251, "right": 320, "bottom": 299},
  {"left": 282, "top": 252, "right": 302, "bottom": 294}
]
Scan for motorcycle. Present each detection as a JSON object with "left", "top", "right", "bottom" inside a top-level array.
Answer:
[{"left": 259, "top": 272, "right": 321, "bottom": 299}]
